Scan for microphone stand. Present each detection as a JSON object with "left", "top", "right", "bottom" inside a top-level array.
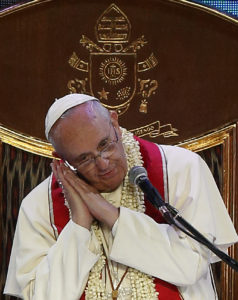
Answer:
[{"left": 147, "top": 184, "right": 238, "bottom": 272}]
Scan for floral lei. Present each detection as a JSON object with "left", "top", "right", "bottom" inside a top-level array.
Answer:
[{"left": 85, "top": 128, "right": 158, "bottom": 299}]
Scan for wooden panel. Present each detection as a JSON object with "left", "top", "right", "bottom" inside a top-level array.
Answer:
[{"left": 0, "top": 0, "right": 237, "bottom": 144}]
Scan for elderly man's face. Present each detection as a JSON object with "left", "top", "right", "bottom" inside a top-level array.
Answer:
[{"left": 51, "top": 104, "right": 128, "bottom": 192}]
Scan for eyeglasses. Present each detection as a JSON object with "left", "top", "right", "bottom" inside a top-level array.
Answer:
[{"left": 65, "top": 123, "right": 119, "bottom": 172}]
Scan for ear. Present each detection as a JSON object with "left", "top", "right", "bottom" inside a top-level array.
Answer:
[
  {"left": 109, "top": 110, "right": 122, "bottom": 137},
  {"left": 110, "top": 110, "right": 118, "bottom": 123}
]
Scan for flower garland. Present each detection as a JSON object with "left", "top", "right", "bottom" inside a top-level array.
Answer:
[{"left": 85, "top": 128, "right": 158, "bottom": 300}]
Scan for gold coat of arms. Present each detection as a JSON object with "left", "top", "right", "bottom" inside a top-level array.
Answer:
[{"left": 68, "top": 3, "right": 178, "bottom": 139}]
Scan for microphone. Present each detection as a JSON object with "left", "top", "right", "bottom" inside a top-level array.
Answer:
[
  {"left": 128, "top": 166, "right": 173, "bottom": 221},
  {"left": 128, "top": 167, "right": 238, "bottom": 272}
]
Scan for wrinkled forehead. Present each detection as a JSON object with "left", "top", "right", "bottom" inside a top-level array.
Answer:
[
  {"left": 52, "top": 101, "right": 110, "bottom": 131},
  {"left": 61, "top": 101, "right": 108, "bottom": 121}
]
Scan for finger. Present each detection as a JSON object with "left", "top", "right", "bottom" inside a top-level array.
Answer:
[
  {"left": 59, "top": 163, "right": 88, "bottom": 189},
  {"left": 51, "top": 160, "right": 61, "bottom": 182},
  {"left": 57, "top": 164, "right": 82, "bottom": 201},
  {"left": 64, "top": 171, "right": 96, "bottom": 195},
  {"left": 56, "top": 162, "right": 73, "bottom": 189},
  {"left": 56, "top": 162, "right": 85, "bottom": 198}
]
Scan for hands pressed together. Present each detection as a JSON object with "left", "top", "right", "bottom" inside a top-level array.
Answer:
[{"left": 51, "top": 160, "right": 119, "bottom": 230}]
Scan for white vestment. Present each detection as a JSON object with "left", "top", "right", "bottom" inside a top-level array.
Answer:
[{"left": 4, "top": 145, "right": 238, "bottom": 299}]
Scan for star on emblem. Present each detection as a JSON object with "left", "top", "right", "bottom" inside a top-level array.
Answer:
[{"left": 98, "top": 88, "right": 109, "bottom": 100}]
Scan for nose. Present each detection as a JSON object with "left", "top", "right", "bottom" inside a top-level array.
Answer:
[{"left": 95, "top": 155, "right": 110, "bottom": 170}]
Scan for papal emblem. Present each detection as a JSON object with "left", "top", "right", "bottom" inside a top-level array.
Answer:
[
  {"left": 68, "top": 3, "right": 178, "bottom": 138},
  {"left": 89, "top": 53, "right": 136, "bottom": 114}
]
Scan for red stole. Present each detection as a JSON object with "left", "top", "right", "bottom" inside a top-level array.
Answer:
[{"left": 49, "top": 136, "right": 181, "bottom": 299}]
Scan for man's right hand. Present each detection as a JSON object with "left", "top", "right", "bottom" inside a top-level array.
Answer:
[{"left": 51, "top": 160, "right": 119, "bottom": 230}]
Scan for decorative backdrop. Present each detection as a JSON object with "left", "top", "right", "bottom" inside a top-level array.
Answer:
[
  {"left": 0, "top": 1, "right": 237, "bottom": 300},
  {"left": 1, "top": 0, "right": 238, "bottom": 18}
]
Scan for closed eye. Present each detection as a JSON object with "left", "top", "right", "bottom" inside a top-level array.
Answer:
[
  {"left": 77, "top": 154, "right": 91, "bottom": 164},
  {"left": 98, "top": 138, "right": 110, "bottom": 150}
]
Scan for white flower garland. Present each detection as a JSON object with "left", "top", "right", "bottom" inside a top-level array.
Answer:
[{"left": 85, "top": 128, "right": 158, "bottom": 300}]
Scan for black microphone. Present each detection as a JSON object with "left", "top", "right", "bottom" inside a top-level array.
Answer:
[
  {"left": 128, "top": 166, "right": 175, "bottom": 223},
  {"left": 128, "top": 167, "right": 238, "bottom": 272}
]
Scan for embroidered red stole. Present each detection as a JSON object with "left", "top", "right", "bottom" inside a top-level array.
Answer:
[{"left": 49, "top": 136, "right": 181, "bottom": 299}]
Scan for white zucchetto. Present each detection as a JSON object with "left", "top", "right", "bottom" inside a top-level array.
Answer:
[{"left": 45, "top": 93, "right": 98, "bottom": 140}]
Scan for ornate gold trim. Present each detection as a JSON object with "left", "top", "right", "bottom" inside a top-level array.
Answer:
[
  {"left": 0, "top": 125, "right": 53, "bottom": 158},
  {"left": 0, "top": 0, "right": 237, "bottom": 25},
  {"left": 178, "top": 124, "right": 236, "bottom": 152},
  {"left": 168, "top": 0, "right": 238, "bottom": 25},
  {"left": 0, "top": 123, "right": 235, "bottom": 158},
  {"left": 0, "top": 0, "right": 52, "bottom": 18},
  {"left": 179, "top": 123, "right": 237, "bottom": 300}
]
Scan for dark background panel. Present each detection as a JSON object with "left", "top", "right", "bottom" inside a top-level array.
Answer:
[{"left": 0, "top": 0, "right": 237, "bottom": 144}]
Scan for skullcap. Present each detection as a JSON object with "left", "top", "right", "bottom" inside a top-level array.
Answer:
[{"left": 45, "top": 93, "right": 99, "bottom": 140}]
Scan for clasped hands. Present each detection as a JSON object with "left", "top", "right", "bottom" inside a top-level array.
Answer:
[{"left": 51, "top": 160, "right": 119, "bottom": 230}]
